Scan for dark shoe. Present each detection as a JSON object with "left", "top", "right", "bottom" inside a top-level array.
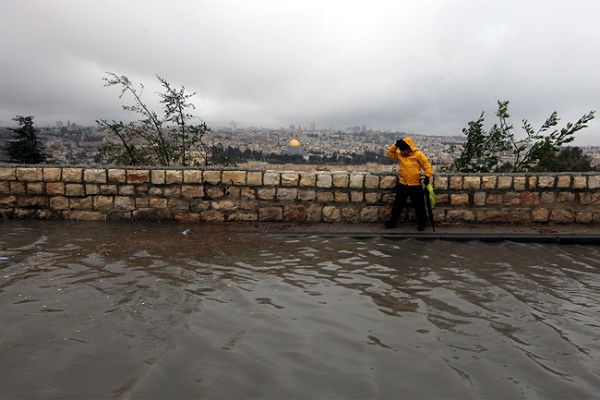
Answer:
[
  {"left": 417, "top": 225, "right": 426, "bottom": 231},
  {"left": 384, "top": 222, "right": 396, "bottom": 229}
]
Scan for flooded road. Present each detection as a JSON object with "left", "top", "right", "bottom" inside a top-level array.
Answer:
[{"left": 1, "top": 221, "right": 600, "bottom": 399}]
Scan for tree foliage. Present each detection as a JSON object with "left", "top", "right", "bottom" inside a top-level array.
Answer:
[
  {"left": 97, "top": 73, "right": 211, "bottom": 166},
  {"left": 5, "top": 116, "right": 46, "bottom": 164},
  {"left": 533, "top": 146, "right": 596, "bottom": 172},
  {"left": 449, "top": 100, "right": 595, "bottom": 172}
]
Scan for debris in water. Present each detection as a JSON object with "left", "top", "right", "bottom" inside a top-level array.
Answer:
[{"left": 182, "top": 229, "right": 193, "bottom": 236}]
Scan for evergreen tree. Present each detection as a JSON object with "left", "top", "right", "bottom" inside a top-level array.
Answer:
[{"left": 6, "top": 116, "right": 46, "bottom": 164}]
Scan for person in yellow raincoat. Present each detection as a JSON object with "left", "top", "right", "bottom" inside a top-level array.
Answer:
[{"left": 384, "top": 137, "right": 433, "bottom": 230}]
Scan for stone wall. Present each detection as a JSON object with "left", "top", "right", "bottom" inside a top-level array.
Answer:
[{"left": 1, "top": 165, "right": 599, "bottom": 224}]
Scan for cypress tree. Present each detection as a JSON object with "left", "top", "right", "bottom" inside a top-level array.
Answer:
[{"left": 6, "top": 116, "right": 46, "bottom": 164}]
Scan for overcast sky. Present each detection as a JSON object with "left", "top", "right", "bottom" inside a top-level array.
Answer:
[{"left": 1, "top": 0, "right": 599, "bottom": 144}]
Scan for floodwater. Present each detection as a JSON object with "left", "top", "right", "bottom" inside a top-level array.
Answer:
[{"left": 1, "top": 221, "right": 599, "bottom": 399}]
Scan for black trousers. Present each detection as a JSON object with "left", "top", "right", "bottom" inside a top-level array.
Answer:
[{"left": 389, "top": 183, "right": 427, "bottom": 227}]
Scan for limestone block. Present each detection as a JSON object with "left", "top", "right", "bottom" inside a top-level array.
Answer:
[
  {"left": 135, "top": 197, "right": 149, "bottom": 208},
  {"left": 528, "top": 176, "right": 537, "bottom": 189},
  {"left": 108, "top": 169, "right": 127, "bottom": 183},
  {"left": 16, "top": 167, "right": 43, "bottom": 181},
  {"left": 588, "top": 175, "right": 600, "bottom": 189},
  {"left": 136, "top": 185, "right": 149, "bottom": 195},
  {"left": 149, "top": 198, "right": 168, "bottom": 208},
  {"left": 183, "top": 170, "right": 202, "bottom": 183},
  {"left": 191, "top": 200, "right": 211, "bottom": 211},
  {"left": 85, "top": 184, "right": 99, "bottom": 195},
  {"left": 540, "top": 192, "right": 555, "bottom": 204},
  {"left": 510, "top": 178, "right": 524, "bottom": 191},
  {"left": 203, "top": 170, "right": 222, "bottom": 184},
  {"left": 0, "top": 181, "right": 9, "bottom": 194},
  {"left": 463, "top": 176, "right": 481, "bottom": 190},
  {"left": 165, "top": 170, "right": 183, "bottom": 184},
  {"left": 277, "top": 188, "right": 298, "bottom": 201},
  {"left": 379, "top": 207, "right": 391, "bottom": 222},
  {"left": 550, "top": 209, "right": 574, "bottom": 223},
  {"left": 435, "top": 193, "right": 449, "bottom": 204},
  {"left": 532, "top": 207, "right": 549, "bottom": 222},
  {"left": 181, "top": 185, "right": 204, "bottom": 198},
  {"left": 0, "top": 195, "right": 17, "bottom": 207},
  {"left": 99, "top": 185, "right": 119, "bottom": 195},
  {"left": 281, "top": 172, "right": 299, "bottom": 186},
  {"left": 227, "top": 212, "right": 258, "bottom": 221},
  {"left": 151, "top": 170, "right": 166, "bottom": 185},
  {"left": 0, "top": 167, "right": 16, "bottom": 180},
  {"left": 43, "top": 168, "right": 61, "bottom": 181},
  {"left": 520, "top": 192, "right": 539, "bottom": 206},
  {"left": 316, "top": 173, "right": 333, "bottom": 188},
  {"left": 341, "top": 207, "right": 359, "bottom": 223},
  {"left": 284, "top": 205, "right": 305, "bottom": 221},
  {"left": 497, "top": 176, "right": 513, "bottom": 190},
  {"left": 174, "top": 213, "right": 201, "bottom": 223},
  {"left": 317, "top": 191, "right": 334, "bottom": 203},
  {"left": 127, "top": 170, "right": 150, "bottom": 184},
  {"left": 305, "top": 204, "right": 322, "bottom": 222},
  {"left": 573, "top": 176, "right": 587, "bottom": 189},
  {"left": 365, "top": 193, "right": 381, "bottom": 204},
  {"left": 557, "top": 192, "right": 575, "bottom": 203},
  {"left": 503, "top": 192, "right": 521, "bottom": 206},
  {"left": 537, "top": 176, "right": 555, "bottom": 189},
  {"left": 114, "top": 196, "right": 135, "bottom": 210},
  {"left": 63, "top": 168, "right": 83, "bottom": 182},
  {"left": 211, "top": 200, "right": 238, "bottom": 211},
  {"left": 203, "top": 186, "right": 223, "bottom": 199},
  {"left": 164, "top": 186, "right": 182, "bottom": 197},
  {"left": 201, "top": 210, "right": 225, "bottom": 222},
  {"left": 69, "top": 197, "right": 93, "bottom": 210},
  {"left": 579, "top": 193, "right": 600, "bottom": 205},
  {"left": 349, "top": 174, "right": 364, "bottom": 189},
  {"left": 351, "top": 192, "right": 363, "bottom": 202},
  {"left": 481, "top": 176, "right": 496, "bottom": 190},
  {"left": 167, "top": 198, "right": 189, "bottom": 211},
  {"left": 225, "top": 186, "right": 240, "bottom": 199},
  {"left": 332, "top": 173, "right": 349, "bottom": 188},
  {"left": 449, "top": 176, "right": 463, "bottom": 190},
  {"left": 322, "top": 206, "right": 341, "bottom": 222},
  {"left": 434, "top": 176, "right": 448, "bottom": 190},
  {"left": 64, "top": 211, "right": 106, "bottom": 221},
  {"left": 84, "top": 168, "right": 107, "bottom": 183},
  {"left": 446, "top": 209, "right": 475, "bottom": 222},
  {"left": 247, "top": 171, "right": 263, "bottom": 186},
  {"left": 263, "top": 172, "right": 280, "bottom": 186},
  {"left": 27, "top": 182, "right": 44, "bottom": 195},
  {"left": 94, "top": 196, "right": 114, "bottom": 209},
  {"left": 299, "top": 173, "right": 316, "bottom": 187},
  {"left": 222, "top": 171, "right": 247, "bottom": 185},
  {"left": 65, "top": 184, "right": 85, "bottom": 197},
  {"left": 382, "top": 193, "right": 394, "bottom": 204},
  {"left": 10, "top": 181, "right": 26, "bottom": 194},
  {"left": 241, "top": 187, "right": 256, "bottom": 200},
  {"left": 450, "top": 194, "right": 469, "bottom": 206},
  {"left": 364, "top": 175, "right": 379, "bottom": 189},
  {"left": 334, "top": 192, "right": 349, "bottom": 203},
  {"left": 379, "top": 176, "right": 396, "bottom": 189},
  {"left": 576, "top": 211, "right": 593, "bottom": 224},
  {"left": 148, "top": 187, "right": 163, "bottom": 196},
  {"left": 298, "top": 190, "right": 316, "bottom": 201},
  {"left": 238, "top": 201, "right": 257, "bottom": 211},
  {"left": 259, "top": 207, "right": 283, "bottom": 221},
  {"left": 119, "top": 185, "right": 135, "bottom": 196},
  {"left": 556, "top": 175, "right": 571, "bottom": 188},
  {"left": 476, "top": 210, "right": 507, "bottom": 223},
  {"left": 474, "top": 192, "right": 486, "bottom": 206},
  {"left": 360, "top": 206, "right": 379, "bottom": 222},
  {"left": 509, "top": 209, "right": 531, "bottom": 223},
  {"left": 257, "top": 188, "right": 276, "bottom": 200}
]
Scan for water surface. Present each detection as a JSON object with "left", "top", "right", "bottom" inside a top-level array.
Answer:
[{"left": 1, "top": 221, "right": 599, "bottom": 399}]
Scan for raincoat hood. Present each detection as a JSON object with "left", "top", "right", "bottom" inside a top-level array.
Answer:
[{"left": 401, "top": 137, "right": 418, "bottom": 153}]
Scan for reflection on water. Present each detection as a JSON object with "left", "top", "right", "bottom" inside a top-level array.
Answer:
[{"left": 1, "top": 221, "right": 600, "bottom": 399}]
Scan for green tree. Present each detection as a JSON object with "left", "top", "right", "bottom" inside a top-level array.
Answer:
[
  {"left": 97, "top": 73, "right": 211, "bottom": 166},
  {"left": 533, "top": 146, "right": 596, "bottom": 172},
  {"left": 5, "top": 116, "right": 46, "bottom": 164},
  {"left": 450, "top": 100, "right": 595, "bottom": 172}
]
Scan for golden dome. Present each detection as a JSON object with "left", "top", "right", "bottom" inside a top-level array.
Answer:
[{"left": 288, "top": 138, "right": 301, "bottom": 147}]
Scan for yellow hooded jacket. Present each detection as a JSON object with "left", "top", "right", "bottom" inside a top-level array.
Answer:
[{"left": 385, "top": 137, "right": 433, "bottom": 186}]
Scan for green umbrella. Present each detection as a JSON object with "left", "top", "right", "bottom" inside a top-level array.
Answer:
[{"left": 423, "top": 183, "right": 436, "bottom": 232}]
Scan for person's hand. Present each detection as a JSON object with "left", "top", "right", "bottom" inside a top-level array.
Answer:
[
  {"left": 423, "top": 176, "right": 430, "bottom": 185},
  {"left": 395, "top": 139, "right": 403, "bottom": 148}
]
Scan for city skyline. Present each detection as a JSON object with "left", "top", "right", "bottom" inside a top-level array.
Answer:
[{"left": 1, "top": 1, "right": 599, "bottom": 145}]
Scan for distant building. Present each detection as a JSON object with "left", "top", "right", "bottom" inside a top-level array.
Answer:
[{"left": 286, "top": 138, "right": 302, "bottom": 155}]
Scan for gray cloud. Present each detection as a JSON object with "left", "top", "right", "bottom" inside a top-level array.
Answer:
[{"left": 1, "top": 0, "right": 599, "bottom": 144}]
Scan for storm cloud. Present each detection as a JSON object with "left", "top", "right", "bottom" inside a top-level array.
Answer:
[{"left": 1, "top": 0, "right": 599, "bottom": 143}]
